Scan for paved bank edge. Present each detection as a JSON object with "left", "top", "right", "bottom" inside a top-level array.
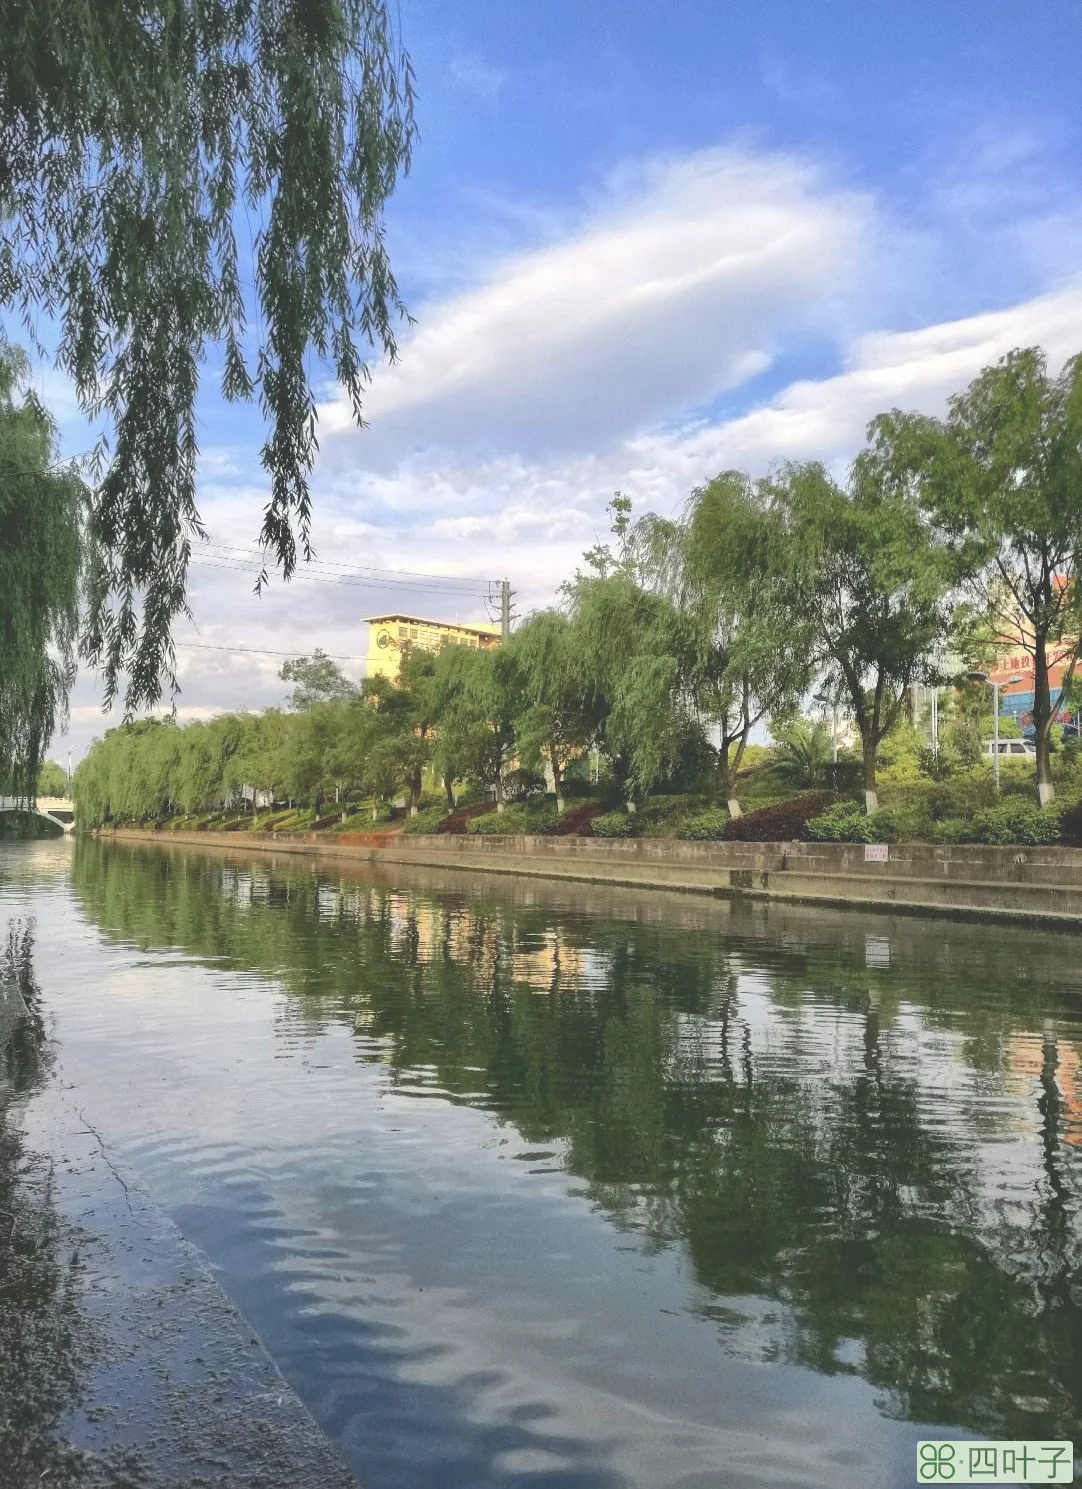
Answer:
[{"left": 97, "top": 828, "right": 1082, "bottom": 930}]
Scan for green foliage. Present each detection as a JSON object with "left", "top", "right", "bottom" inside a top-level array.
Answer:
[
  {"left": 966, "top": 800, "right": 1062, "bottom": 846},
  {"left": 765, "top": 454, "right": 955, "bottom": 799},
  {"left": 568, "top": 571, "right": 704, "bottom": 804},
  {"left": 427, "top": 644, "right": 523, "bottom": 807},
  {"left": 1, "top": 0, "right": 415, "bottom": 713},
  {"left": 679, "top": 809, "right": 730, "bottom": 841},
  {"left": 280, "top": 650, "right": 358, "bottom": 711},
  {"left": 510, "top": 611, "right": 598, "bottom": 808},
  {"left": 771, "top": 717, "right": 833, "bottom": 789},
  {"left": 805, "top": 801, "right": 928, "bottom": 844},
  {"left": 0, "top": 342, "right": 85, "bottom": 796},
  {"left": 67, "top": 339, "right": 1082, "bottom": 833},
  {"left": 874, "top": 348, "right": 1082, "bottom": 797},
  {"left": 398, "top": 805, "right": 448, "bottom": 836},
  {"left": 0, "top": 809, "right": 62, "bottom": 840},
  {"left": 592, "top": 810, "right": 638, "bottom": 838},
  {"left": 466, "top": 800, "right": 559, "bottom": 836},
  {"left": 35, "top": 761, "right": 68, "bottom": 798},
  {"left": 638, "top": 472, "right": 810, "bottom": 806}
]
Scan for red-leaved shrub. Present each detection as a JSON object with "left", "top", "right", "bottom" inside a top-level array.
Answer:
[
  {"left": 437, "top": 801, "right": 497, "bottom": 834},
  {"left": 724, "top": 792, "right": 834, "bottom": 841},
  {"left": 548, "top": 800, "right": 603, "bottom": 836}
]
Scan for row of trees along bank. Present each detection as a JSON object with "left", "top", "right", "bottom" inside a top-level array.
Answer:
[{"left": 74, "top": 345, "right": 1082, "bottom": 827}]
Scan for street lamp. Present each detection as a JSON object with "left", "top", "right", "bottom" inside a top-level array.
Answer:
[{"left": 967, "top": 671, "right": 1024, "bottom": 791}]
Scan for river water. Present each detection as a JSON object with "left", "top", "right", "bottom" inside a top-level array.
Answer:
[{"left": 2, "top": 836, "right": 1081, "bottom": 1489}]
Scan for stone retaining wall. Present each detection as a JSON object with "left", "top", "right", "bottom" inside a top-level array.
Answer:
[{"left": 98, "top": 827, "right": 1082, "bottom": 929}]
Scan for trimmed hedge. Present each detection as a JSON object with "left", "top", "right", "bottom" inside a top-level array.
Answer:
[
  {"left": 467, "top": 801, "right": 559, "bottom": 836},
  {"left": 805, "top": 801, "right": 927, "bottom": 843},
  {"left": 679, "top": 809, "right": 729, "bottom": 841},
  {"left": 399, "top": 805, "right": 449, "bottom": 835},
  {"left": 808, "top": 796, "right": 1063, "bottom": 846},
  {"left": 593, "top": 810, "right": 638, "bottom": 838}
]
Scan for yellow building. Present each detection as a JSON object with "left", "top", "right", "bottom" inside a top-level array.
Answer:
[{"left": 363, "top": 612, "right": 501, "bottom": 682}]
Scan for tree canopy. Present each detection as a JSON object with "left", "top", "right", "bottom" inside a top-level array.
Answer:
[
  {"left": 765, "top": 456, "right": 955, "bottom": 809},
  {"left": 0, "top": 0, "right": 415, "bottom": 713},
  {"left": 871, "top": 347, "right": 1082, "bottom": 803},
  {"left": 0, "top": 342, "right": 85, "bottom": 798},
  {"left": 70, "top": 345, "right": 1082, "bottom": 822},
  {"left": 280, "top": 649, "right": 358, "bottom": 711},
  {"left": 636, "top": 472, "right": 810, "bottom": 814}
]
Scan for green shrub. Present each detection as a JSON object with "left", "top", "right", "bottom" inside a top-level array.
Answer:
[
  {"left": 805, "top": 801, "right": 929, "bottom": 843},
  {"left": 399, "top": 806, "right": 448, "bottom": 835},
  {"left": 593, "top": 810, "right": 638, "bottom": 838},
  {"left": 928, "top": 800, "right": 1062, "bottom": 845},
  {"left": 930, "top": 817, "right": 971, "bottom": 844},
  {"left": 679, "top": 809, "right": 730, "bottom": 841},
  {"left": 468, "top": 805, "right": 528, "bottom": 835},
  {"left": 503, "top": 768, "right": 547, "bottom": 803},
  {"left": 971, "top": 799, "right": 1061, "bottom": 845},
  {"left": 465, "top": 800, "right": 559, "bottom": 835},
  {"left": 805, "top": 801, "right": 868, "bottom": 842}
]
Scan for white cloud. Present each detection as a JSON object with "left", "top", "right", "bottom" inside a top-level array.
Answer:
[{"left": 318, "top": 145, "right": 875, "bottom": 460}]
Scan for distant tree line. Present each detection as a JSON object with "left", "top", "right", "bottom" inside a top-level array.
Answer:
[{"left": 73, "top": 345, "right": 1082, "bottom": 825}]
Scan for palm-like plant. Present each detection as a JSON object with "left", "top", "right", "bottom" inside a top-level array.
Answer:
[{"left": 772, "top": 718, "right": 833, "bottom": 789}]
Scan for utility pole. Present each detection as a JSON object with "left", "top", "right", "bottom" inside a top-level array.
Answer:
[{"left": 499, "top": 579, "right": 512, "bottom": 643}]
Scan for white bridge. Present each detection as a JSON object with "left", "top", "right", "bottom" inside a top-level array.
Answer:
[{"left": 0, "top": 795, "right": 76, "bottom": 833}]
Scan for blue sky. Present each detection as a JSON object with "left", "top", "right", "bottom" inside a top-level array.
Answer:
[{"left": 49, "top": 0, "right": 1082, "bottom": 759}]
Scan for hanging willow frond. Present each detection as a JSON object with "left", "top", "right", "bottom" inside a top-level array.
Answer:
[{"left": 0, "top": 0, "right": 416, "bottom": 711}]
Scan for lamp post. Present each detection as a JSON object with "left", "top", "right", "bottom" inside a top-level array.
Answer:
[{"left": 967, "top": 671, "right": 1023, "bottom": 792}]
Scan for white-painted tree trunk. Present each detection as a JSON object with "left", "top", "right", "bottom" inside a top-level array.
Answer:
[
  {"left": 865, "top": 789, "right": 878, "bottom": 813},
  {"left": 727, "top": 798, "right": 743, "bottom": 818}
]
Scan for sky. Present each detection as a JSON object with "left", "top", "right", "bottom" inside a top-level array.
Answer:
[{"left": 34, "top": 0, "right": 1082, "bottom": 765}]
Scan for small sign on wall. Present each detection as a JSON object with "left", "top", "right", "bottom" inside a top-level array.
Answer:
[{"left": 864, "top": 843, "right": 889, "bottom": 863}]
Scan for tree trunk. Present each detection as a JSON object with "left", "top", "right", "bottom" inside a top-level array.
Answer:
[
  {"left": 443, "top": 773, "right": 456, "bottom": 810},
  {"left": 409, "top": 767, "right": 422, "bottom": 817},
  {"left": 1034, "top": 633, "right": 1055, "bottom": 805},
  {"left": 550, "top": 750, "right": 565, "bottom": 815},
  {"left": 719, "top": 740, "right": 742, "bottom": 817},
  {"left": 862, "top": 733, "right": 878, "bottom": 813}
]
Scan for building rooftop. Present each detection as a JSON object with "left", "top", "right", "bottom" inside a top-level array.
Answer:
[{"left": 364, "top": 613, "right": 501, "bottom": 636}]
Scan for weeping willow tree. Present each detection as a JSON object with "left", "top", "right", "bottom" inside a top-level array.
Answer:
[
  {"left": 0, "top": 0, "right": 415, "bottom": 712},
  {"left": 0, "top": 343, "right": 84, "bottom": 798}
]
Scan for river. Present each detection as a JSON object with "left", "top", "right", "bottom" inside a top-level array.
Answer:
[{"left": 2, "top": 836, "right": 1081, "bottom": 1488}]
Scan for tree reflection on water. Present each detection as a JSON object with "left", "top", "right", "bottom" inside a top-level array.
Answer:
[
  {"left": 74, "top": 840, "right": 1082, "bottom": 1445},
  {"left": 0, "top": 919, "right": 97, "bottom": 1487}
]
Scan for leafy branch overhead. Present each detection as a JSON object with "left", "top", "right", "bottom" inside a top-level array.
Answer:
[{"left": 0, "top": 0, "right": 416, "bottom": 712}]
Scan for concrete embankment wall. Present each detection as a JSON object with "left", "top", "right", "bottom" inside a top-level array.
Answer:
[{"left": 99, "top": 826, "right": 1082, "bottom": 929}]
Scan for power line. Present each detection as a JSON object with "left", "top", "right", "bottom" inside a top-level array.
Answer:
[
  {"left": 201, "top": 540, "right": 493, "bottom": 589},
  {"left": 175, "top": 640, "right": 366, "bottom": 660},
  {"left": 190, "top": 554, "right": 497, "bottom": 597}
]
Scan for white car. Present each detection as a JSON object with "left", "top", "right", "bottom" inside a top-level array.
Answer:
[{"left": 982, "top": 739, "right": 1037, "bottom": 757}]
